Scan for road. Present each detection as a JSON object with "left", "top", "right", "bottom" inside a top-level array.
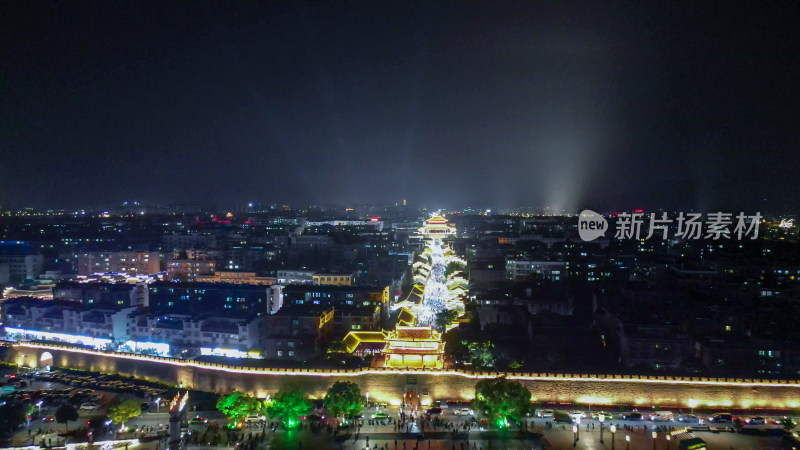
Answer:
[
  {"left": 159, "top": 407, "right": 794, "bottom": 449},
  {"left": 11, "top": 405, "right": 798, "bottom": 449},
  {"left": 5, "top": 371, "right": 798, "bottom": 449}
]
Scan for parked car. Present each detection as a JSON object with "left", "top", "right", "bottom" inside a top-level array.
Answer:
[
  {"left": 569, "top": 411, "right": 586, "bottom": 421},
  {"left": 591, "top": 412, "right": 613, "bottom": 420},
  {"left": 649, "top": 411, "right": 674, "bottom": 421},
  {"left": 424, "top": 407, "right": 443, "bottom": 416},
  {"left": 744, "top": 416, "right": 766, "bottom": 425},
  {"left": 188, "top": 417, "right": 208, "bottom": 425},
  {"left": 677, "top": 414, "right": 700, "bottom": 423},
  {"left": 536, "top": 410, "right": 554, "bottom": 418},
  {"left": 244, "top": 415, "right": 266, "bottom": 423},
  {"left": 372, "top": 412, "right": 389, "bottom": 420},
  {"left": 553, "top": 411, "right": 573, "bottom": 423},
  {"left": 79, "top": 403, "right": 99, "bottom": 411},
  {"left": 454, "top": 408, "right": 474, "bottom": 416},
  {"left": 708, "top": 413, "right": 734, "bottom": 423},
  {"left": 621, "top": 412, "right": 643, "bottom": 421}
]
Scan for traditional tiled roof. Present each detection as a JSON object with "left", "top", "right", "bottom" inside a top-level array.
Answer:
[
  {"left": 342, "top": 330, "right": 387, "bottom": 353},
  {"left": 389, "top": 326, "right": 441, "bottom": 340},
  {"left": 426, "top": 216, "right": 448, "bottom": 225},
  {"left": 397, "top": 307, "right": 416, "bottom": 326}
]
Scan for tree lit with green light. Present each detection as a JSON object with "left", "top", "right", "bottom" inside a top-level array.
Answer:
[
  {"left": 108, "top": 399, "right": 142, "bottom": 428},
  {"left": 323, "top": 381, "right": 365, "bottom": 419},
  {"left": 468, "top": 341, "right": 496, "bottom": 369},
  {"left": 265, "top": 388, "right": 311, "bottom": 427},
  {"left": 473, "top": 376, "right": 530, "bottom": 428},
  {"left": 216, "top": 391, "right": 262, "bottom": 423}
]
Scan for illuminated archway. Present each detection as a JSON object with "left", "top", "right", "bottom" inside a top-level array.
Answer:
[
  {"left": 403, "top": 391, "right": 420, "bottom": 411},
  {"left": 40, "top": 351, "right": 53, "bottom": 368}
]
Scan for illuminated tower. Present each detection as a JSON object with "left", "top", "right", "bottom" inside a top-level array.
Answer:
[
  {"left": 383, "top": 326, "right": 445, "bottom": 368},
  {"left": 418, "top": 215, "right": 456, "bottom": 240}
]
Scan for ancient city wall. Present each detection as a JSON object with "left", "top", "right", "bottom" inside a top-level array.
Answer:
[{"left": 8, "top": 343, "right": 800, "bottom": 410}]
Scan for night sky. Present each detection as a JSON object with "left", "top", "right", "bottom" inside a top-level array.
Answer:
[{"left": 2, "top": 2, "right": 798, "bottom": 212}]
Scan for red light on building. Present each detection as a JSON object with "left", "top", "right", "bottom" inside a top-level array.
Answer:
[
  {"left": 634, "top": 209, "right": 644, "bottom": 213},
  {"left": 370, "top": 217, "right": 380, "bottom": 222}
]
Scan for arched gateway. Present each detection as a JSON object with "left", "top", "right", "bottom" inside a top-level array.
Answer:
[
  {"left": 403, "top": 391, "right": 421, "bottom": 411},
  {"left": 39, "top": 351, "right": 53, "bottom": 369}
]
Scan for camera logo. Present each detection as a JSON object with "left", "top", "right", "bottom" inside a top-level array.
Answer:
[{"left": 578, "top": 209, "right": 608, "bottom": 241}]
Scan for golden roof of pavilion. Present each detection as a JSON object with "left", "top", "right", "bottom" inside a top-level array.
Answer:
[{"left": 386, "top": 325, "right": 441, "bottom": 341}]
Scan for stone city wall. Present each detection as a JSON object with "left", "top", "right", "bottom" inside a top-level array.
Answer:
[{"left": 8, "top": 343, "right": 800, "bottom": 410}]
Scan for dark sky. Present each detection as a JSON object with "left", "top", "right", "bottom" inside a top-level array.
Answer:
[{"left": 2, "top": 1, "right": 798, "bottom": 212}]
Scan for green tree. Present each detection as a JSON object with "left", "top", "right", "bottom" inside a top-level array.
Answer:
[
  {"left": 107, "top": 399, "right": 142, "bottom": 428},
  {"left": 0, "top": 403, "right": 27, "bottom": 438},
  {"left": 55, "top": 404, "right": 79, "bottom": 431},
  {"left": 435, "top": 309, "right": 459, "bottom": 330},
  {"left": 445, "top": 261, "right": 465, "bottom": 277},
  {"left": 265, "top": 388, "right": 310, "bottom": 426},
  {"left": 216, "top": 391, "right": 262, "bottom": 423},
  {"left": 323, "top": 381, "right": 365, "bottom": 418},
  {"left": 468, "top": 341, "right": 496, "bottom": 369},
  {"left": 442, "top": 333, "right": 468, "bottom": 367},
  {"left": 473, "top": 377, "right": 531, "bottom": 428}
]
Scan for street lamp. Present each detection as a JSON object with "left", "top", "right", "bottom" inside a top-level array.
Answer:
[
  {"left": 572, "top": 425, "right": 578, "bottom": 447},
  {"left": 599, "top": 414, "right": 605, "bottom": 443},
  {"left": 610, "top": 424, "right": 617, "bottom": 450},
  {"left": 666, "top": 434, "right": 671, "bottom": 450},
  {"left": 576, "top": 416, "right": 580, "bottom": 442},
  {"left": 652, "top": 431, "right": 657, "bottom": 450},
  {"left": 365, "top": 392, "right": 370, "bottom": 408},
  {"left": 36, "top": 400, "right": 43, "bottom": 416},
  {"left": 625, "top": 434, "right": 630, "bottom": 450},
  {"left": 155, "top": 397, "right": 161, "bottom": 413}
]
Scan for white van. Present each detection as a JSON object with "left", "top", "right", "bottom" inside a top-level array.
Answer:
[{"left": 649, "top": 411, "right": 674, "bottom": 421}]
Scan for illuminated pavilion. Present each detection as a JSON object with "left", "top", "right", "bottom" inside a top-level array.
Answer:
[
  {"left": 339, "top": 324, "right": 446, "bottom": 369},
  {"left": 418, "top": 215, "right": 456, "bottom": 240},
  {"left": 383, "top": 326, "right": 445, "bottom": 369}
]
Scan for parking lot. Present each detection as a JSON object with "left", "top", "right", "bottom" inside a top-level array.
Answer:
[{"left": 1, "top": 367, "right": 169, "bottom": 447}]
